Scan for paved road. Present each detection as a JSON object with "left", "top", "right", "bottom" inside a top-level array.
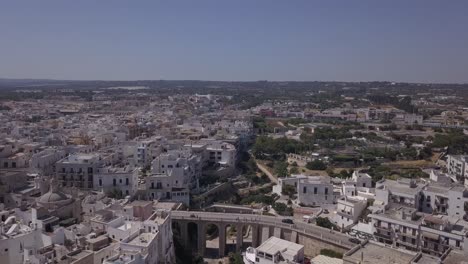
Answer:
[{"left": 172, "top": 211, "right": 354, "bottom": 249}]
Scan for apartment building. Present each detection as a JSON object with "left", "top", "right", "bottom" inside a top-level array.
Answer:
[
  {"left": 369, "top": 178, "right": 468, "bottom": 256},
  {"left": 135, "top": 137, "right": 164, "bottom": 168},
  {"left": 333, "top": 195, "right": 367, "bottom": 229},
  {"left": 94, "top": 165, "right": 139, "bottom": 197},
  {"left": 55, "top": 153, "right": 109, "bottom": 189},
  {"left": 447, "top": 155, "right": 468, "bottom": 184},
  {"left": 30, "top": 148, "right": 66, "bottom": 175},
  {"left": 145, "top": 150, "right": 199, "bottom": 204}
]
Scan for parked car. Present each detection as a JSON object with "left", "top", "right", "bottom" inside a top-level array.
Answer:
[
  {"left": 323, "top": 209, "right": 329, "bottom": 214},
  {"left": 281, "top": 218, "right": 294, "bottom": 224},
  {"left": 349, "top": 238, "right": 361, "bottom": 244}
]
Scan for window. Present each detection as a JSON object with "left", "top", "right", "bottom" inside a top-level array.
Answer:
[
  {"left": 303, "top": 186, "right": 307, "bottom": 193},
  {"left": 325, "top": 188, "right": 328, "bottom": 195},
  {"left": 363, "top": 183, "right": 366, "bottom": 187},
  {"left": 99, "top": 179, "right": 102, "bottom": 186},
  {"left": 314, "top": 187, "right": 317, "bottom": 194},
  {"left": 113, "top": 179, "right": 116, "bottom": 186},
  {"left": 11, "top": 162, "right": 16, "bottom": 168},
  {"left": 126, "top": 178, "right": 129, "bottom": 185},
  {"left": 3, "top": 162, "right": 7, "bottom": 168}
]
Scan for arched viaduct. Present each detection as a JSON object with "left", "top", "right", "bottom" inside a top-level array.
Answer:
[{"left": 171, "top": 211, "right": 354, "bottom": 257}]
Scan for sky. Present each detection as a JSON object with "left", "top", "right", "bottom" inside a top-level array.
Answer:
[{"left": 1, "top": 1, "right": 468, "bottom": 83}]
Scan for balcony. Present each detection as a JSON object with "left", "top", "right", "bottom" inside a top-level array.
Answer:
[
  {"left": 397, "top": 239, "right": 418, "bottom": 249},
  {"left": 374, "top": 223, "right": 391, "bottom": 231},
  {"left": 374, "top": 232, "right": 392, "bottom": 241},
  {"left": 398, "top": 231, "right": 418, "bottom": 239}
]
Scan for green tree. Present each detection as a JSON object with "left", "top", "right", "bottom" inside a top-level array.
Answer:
[
  {"left": 306, "top": 160, "right": 327, "bottom": 170},
  {"left": 274, "top": 162, "right": 289, "bottom": 177},
  {"left": 320, "top": 249, "right": 343, "bottom": 259},
  {"left": 316, "top": 217, "right": 336, "bottom": 230}
]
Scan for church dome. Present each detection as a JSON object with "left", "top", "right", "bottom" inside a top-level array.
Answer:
[
  {"left": 39, "top": 191, "right": 69, "bottom": 203},
  {"left": 37, "top": 178, "right": 73, "bottom": 206}
]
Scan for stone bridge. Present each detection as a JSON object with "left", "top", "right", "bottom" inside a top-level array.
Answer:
[{"left": 171, "top": 211, "right": 354, "bottom": 257}]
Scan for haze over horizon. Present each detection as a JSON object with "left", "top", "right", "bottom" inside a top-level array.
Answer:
[{"left": 1, "top": 0, "right": 468, "bottom": 83}]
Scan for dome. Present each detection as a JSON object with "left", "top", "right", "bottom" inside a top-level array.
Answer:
[{"left": 39, "top": 191, "right": 69, "bottom": 203}]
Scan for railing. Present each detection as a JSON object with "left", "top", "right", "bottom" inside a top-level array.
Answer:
[{"left": 171, "top": 211, "right": 354, "bottom": 248}]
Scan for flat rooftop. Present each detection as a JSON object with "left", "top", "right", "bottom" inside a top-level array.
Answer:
[
  {"left": 257, "top": 236, "right": 303, "bottom": 260},
  {"left": 127, "top": 232, "right": 156, "bottom": 247},
  {"left": 344, "top": 242, "right": 417, "bottom": 264},
  {"left": 442, "top": 250, "right": 468, "bottom": 264}
]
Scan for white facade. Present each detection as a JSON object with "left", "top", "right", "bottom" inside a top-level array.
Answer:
[
  {"left": 333, "top": 196, "right": 367, "bottom": 229},
  {"left": 243, "top": 236, "right": 304, "bottom": 264},
  {"left": 94, "top": 166, "right": 139, "bottom": 197},
  {"left": 30, "top": 148, "right": 66, "bottom": 175},
  {"left": 447, "top": 155, "right": 468, "bottom": 184},
  {"left": 297, "top": 176, "right": 339, "bottom": 206}
]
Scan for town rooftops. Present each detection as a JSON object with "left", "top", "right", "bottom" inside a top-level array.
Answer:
[
  {"left": 58, "top": 153, "right": 100, "bottom": 164},
  {"left": 376, "top": 178, "right": 425, "bottom": 196}
]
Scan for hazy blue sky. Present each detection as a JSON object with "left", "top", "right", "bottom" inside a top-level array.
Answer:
[{"left": 1, "top": 1, "right": 468, "bottom": 83}]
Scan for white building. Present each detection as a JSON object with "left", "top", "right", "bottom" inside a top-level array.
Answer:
[
  {"left": 333, "top": 195, "right": 367, "bottom": 229},
  {"left": 30, "top": 148, "right": 66, "bottom": 175},
  {"left": 55, "top": 153, "right": 103, "bottom": 189},
  {"left": 243, "top": 236, "right": 304, "bottom": 264},
  {"left": 297, "top": 176, "right": 340, "bottom": 206},
  {"left": 104, "top": 210, "right": 175, "bottom": 264},
  {"left": 447, "top": 155, "right": 468, "bottom": 184},
  {"left": 94, "top": 165, "right": 139, "bottom": 197},
  {"left": 146, "top": 150, "right": 198, "bottom": 204}
]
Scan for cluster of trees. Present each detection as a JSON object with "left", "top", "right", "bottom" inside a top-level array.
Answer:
[
  {"left": 272, "top": 202, "right": 294, "bottom": 216},
  {"left": 228, "top": 252, "right": 244, "bottom": 264},
  {"left": 312, "top": 127, "right": 353, "bottom": 140},
  {"left": 274, "top": 161, "right": 289, "bottom": 177},
  {"left": 253, "top": 117, "right": 273, "bottom": 133},
  {"left": 281, "top": 185, "right": 297, "bottom": 197},
  {"left": 245, "top": 173, "right": 271, "bottom": 185},
  {"left": 327, "top": 169, "right": 353, "bottom": 179},
  {"left": 320, "top": 249, "right": 343, "bottom": 259},
  {"left": 360, "top": 146, "right": 432, "bottom": 162},
  {"left": 316, "top": 217, "right": 337, "bottom": 230},
  {"left": 240, "top": 193, "right": 278, "bottom": 205},
  {"left": 252, "top": 136, "right": 307, "bottom": 160},
  {"left": 305, "top": 160, "right": 327, "bottom": 170},
  {"left": 431, "top": 130, "right": 468, "bottom": 154}
]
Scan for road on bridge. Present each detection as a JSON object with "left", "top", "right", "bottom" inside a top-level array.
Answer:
[{"left": 172, "top": 210, "right": 354, "bottom": 249}]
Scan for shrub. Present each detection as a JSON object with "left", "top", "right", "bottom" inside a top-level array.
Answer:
[{"left": 320, "top": 249, "right": 343, "bottom": 259}]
